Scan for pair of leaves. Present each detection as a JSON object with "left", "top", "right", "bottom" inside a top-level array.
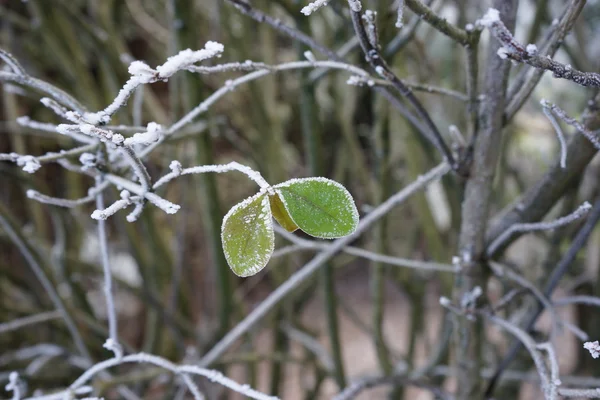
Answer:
[{"left": 221, "top": 178, "right": 359, "bottom": 277}]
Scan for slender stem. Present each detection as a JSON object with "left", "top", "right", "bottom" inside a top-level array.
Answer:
[
  {"left": 0, "top": 201, "right": 91, "bottom": 360},
  {"left": 347, "top": 4, "right": 457, "bottom": 170},
  {"left": 485, "top": 196, "right": 600, "bottom": 397},
  {"left": 95, "top": 174, "right": 122, "bottom": 358}
]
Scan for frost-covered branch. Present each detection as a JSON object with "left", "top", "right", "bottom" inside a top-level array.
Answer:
[
  {"left": 83, "top": 41, "right": 224, "bottom": 124},
  {"left": 541, "top": 100, "right": 600, "bottom": 150},
  {"left": 0, "top": 143, "right": 97, "bottom": 174},
  {"left": 478, "top": 8, "right": 600, "bottom": 88},
  {"left": 21, "top": 353, "right": 277, "bottom": 400},
  {"left": 95, "top": 174, "right": 122, "bottom": 359},
  {"left": 487, "top": 201, "right": 591, "bottom": 256},
  {"left": 152, "top": 160, "right": 270, "bottom": 191},
  {"left": 301, "top": 0, "right": 332, "bottom": 16},
  {"left": 26, "top": 181, "right": 110, "bottom": 208},
  {"left": 274, "top": 225, "right": 456, "bottom": 273},
  {"left": 0, "top": 311, "right": 61, "bottom": 335},
  {"left": 541, "top": 101, "right": 568, "bottom": 168},
  {"left": 404, "top": 0, "right": 470, "bottom": 44}
]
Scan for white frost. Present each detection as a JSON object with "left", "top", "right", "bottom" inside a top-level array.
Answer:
[
  {"left": 477, "top": 8, "right": 500, "bottom": 27},
  {"left": 497, "top": 47, "right": 509, "bottom": 60},
  {"left": 16, "top": 155, "right": 41, "bottom": 173},
  {"left": 584, "top": 341, "right": 600, "bottom": 359},
  {"left": 348, "top": 0, "right": 362, "bottom": 12},
  {"left": 123, "top": 122, "right": 163, "bottom": 146},
  {"left": 156, "top": 41, "right": 224, "bottom": 78},
  {"left": 301, "top": 0, "right": 329, "bottom": 16},
  {"left": 526, "top": 44, "right": 538, "bottom": 56}
]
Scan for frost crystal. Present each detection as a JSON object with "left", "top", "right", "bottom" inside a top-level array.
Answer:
[
  {"left": 16, "top": 155, "right": 41, "bottom": 173},
  {"left": 301, "top": 0, "right": 329, "bottom": 16},
  {"left": 477, "top": 8, "right": 500, "bottom": 27},
  {"left": 584, "top": 341, "right": 600, "bottom": 359}
]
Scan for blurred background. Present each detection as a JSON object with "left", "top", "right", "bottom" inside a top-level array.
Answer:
[{"left": 1, "top": 0, "right": 600, "bottom": 398}]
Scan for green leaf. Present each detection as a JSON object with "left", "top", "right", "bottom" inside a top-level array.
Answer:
[
  {"left": 274, "top": 178, "right": 359, "bottom": 238},
  {"left": 221, "top": 192, "right": 274, "bottom": 277},
  {"left": 269, "top": 192, "right": 298, "bottom": 232}
]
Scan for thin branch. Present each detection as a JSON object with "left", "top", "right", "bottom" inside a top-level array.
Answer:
[
  {"left": 53, "top": 353, "right": 275, "bottom": 400},
  {"left": 222, "top": 0, "right": 451, "bottom": 173},
  {"left": 347, "top": 3, "right": 457, "bottom": 170},
  {"left": 485, "top": 197, "right": 600, "bottom": 397},
  {"left": 95, "top": 174, "right": 122, "bottom": 359},
  {"left": 554, "top": 295, "right": 600, "bottom": 308},
  {"left": 541, "top": 101, "right": 568, "bottom": 168},
  {"left": 478, "top": 7, "right": 599, "bottom": 88},
  {"left": 486, "top": 201, "right": 591, "bottom": 256},
  {"left": 482, "top": 313, "right": 554, "bottom": 399},
  {"left": 0, "top": 71, "right": 87, "bottom": 113},
  {"left": 153, "top": 161, "right": 270, "bottom": 190},
  {"left": 404, "top": 0, "right": 470, "bottom": 44},
  {"left": 333, "top": 374, "right": 450, "bottom": 400},
  {"left": 27, "top": 181, "right": 111, "bottom": 208},
  {"left": 541, "top": 100, "right": 600, "bottom": 150},
  {"left": 505, "top": 0, "right": 586, "bottom": 120},
  {"left": 0, "top": 311, "right": 61, "bottom": 335},
  {"left": 274, "top": 226, "right": 456, "bottom": 273},
  {"left": 0, "top": 203, "right": 91, "bottom": 360}
]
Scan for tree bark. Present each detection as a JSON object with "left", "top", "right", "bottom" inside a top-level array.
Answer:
[{"left": 452, "top": 1, "right": 518, "bottom": 398}]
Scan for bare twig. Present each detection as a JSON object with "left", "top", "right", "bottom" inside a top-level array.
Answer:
[
  {"left": 347, "top": 3, "right": 457, "bottom": 170},
  {"left": 479, "top": 6, "right": 598, "bottom": 88},
  {"left": 486, "top": 201, "right": 591, "bottom": 256},
  {"left": 0, "top": 311, "right": 61, "bottom": 335}
]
